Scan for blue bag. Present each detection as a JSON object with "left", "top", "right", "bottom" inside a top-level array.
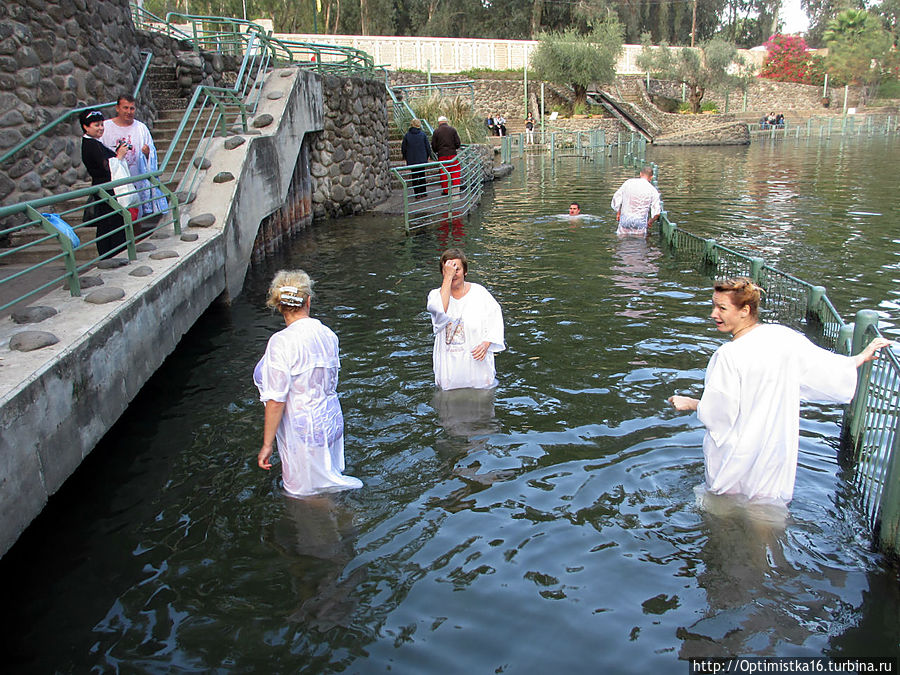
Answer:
[{"left": 40, "top": 213, "right": 80, "bottom": 248}]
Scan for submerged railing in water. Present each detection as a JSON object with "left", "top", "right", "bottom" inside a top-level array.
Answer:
[
  {"left": 390, "top": 146, "right": 485, "bottom": 234},
  {"left": 749, "top": 114, "right": 897, "bottom": 141},
  {"left": 651, "top": 167, "right": 900, "bottom": 559}
]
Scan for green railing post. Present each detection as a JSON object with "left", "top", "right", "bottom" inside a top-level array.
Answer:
[
  {"left": 749, "top": 257, "right": 765, "bottom": 283},
  {"left": 838, "top": 323, "right": 854, "bottom": 356},
  {"left": 806, "top": 285, "right": 826, "bottom": 323},
  {"left": 878, "top": 426, "right": 900, "bottom": 555},
  {"left": 846, "top": 309, "right": 880, "bottom": 450},
  {"left": 26, "top": 206, "right": 81, "bottom": 297}
]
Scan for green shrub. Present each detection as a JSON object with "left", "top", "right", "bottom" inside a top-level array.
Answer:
[
  {"left": 411, "top": 95, "right": 488, "bottom": 144},
  {"left": 876, "top": 78, "right": 900, "bottom": 99},
  {"left": 677, "top": 101, "right": 692, "bottom": 113},
  {"left": 701, "top": 101, "right": 719, "bottom": 113}
]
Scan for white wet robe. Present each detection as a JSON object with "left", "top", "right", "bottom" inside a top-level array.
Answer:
[
  {"left": 253, "top": 318, "right": 362, "bottom": 496},
  {"left": 427, "top": 282, "right": 505, "bottom": 390},
  {"left": 696, "top": 323, "right": 858, "bottom": 504},
  {"left": 611, "top": 177, "right": 661, "bottom": 235}
]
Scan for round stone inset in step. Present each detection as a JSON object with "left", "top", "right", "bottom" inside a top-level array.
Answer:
[
  {"left": 267, "top": 91, "right": 284, "bottom": 100},
  {"left": 151, "top": 232, "right": 171, "bottom": 240},
  {"left": 149, "top": 250, "right": 179, "bottom": 260},
  {"left": 129, "top": 266, "right": 154, "bottom": 277},
  {"left": 252, "top": 114, "right": 274, "bottom": 128},
  {"left": 213, "top": 172, "right": 234, "bottom": 183},
  {"left": 10, "top": 331, "right": 59, "bottom": 352},
  {"left": 84, "top": 288, "right": 125, "bottom": 304},
  {"left": 279, "top": 69, "right": 292, "bottom": 78},
  {"left": 181, "top": 233, "right": 199, "bottom": 242},
  {"left": 176, "top": 191, "right": 196, "bottom": 205},
  {"left": 135, "top": 242, "right": 156, "bottom": 252},
  {"left": 61, "top": 275, "right": 104, "bottom": 291},
  {"left": 188, "top": 213, "right": 216, "bottom": 228},
  {"left": 96, "top": 258, "right": 129, "bottom": 269},
  {"left": 224, "top": 136, "right": 246, "bottom": 150},
  {"left": 245, "top": 129, "right": 262, "bottom": 135},
  {"left": 11, "top": 306, "right": 57, "bottom": 324},
  {"left": 192, "top": 157, "right": 212, "bottom": 170}
]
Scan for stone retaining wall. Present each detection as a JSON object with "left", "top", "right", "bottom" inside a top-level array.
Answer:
[
  {"left": 0, "top": 0, "right": 239, "bottom": 211},
  {"left": 310, "top": 75, "right": 391, "bottom": 218}
]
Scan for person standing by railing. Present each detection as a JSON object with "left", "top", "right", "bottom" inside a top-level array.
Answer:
[
  {"left": 431, "top": 116, "right": 461, "bottom": 196},
  {"left": 668, "top": 277, "right": 891, "bottom": 506},
  {"left": 611, "top": 166, "right": 661, "bottom": 236},
  {"left": 525, "top": 113, "right": 535, "bottom": 144},
  {"left": 400, "top": 118, "right": 430, "bottom": 200},
  {"left": 80, "top": 109, "right": 128, "bottom": 258}
]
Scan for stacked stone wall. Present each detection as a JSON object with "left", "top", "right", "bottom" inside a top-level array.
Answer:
[
  {"left": 310, "top": 75, "right": 391, "bottom": 218},
  {"left": 0, "top": 0, "right": 239, "bottom": 212}
]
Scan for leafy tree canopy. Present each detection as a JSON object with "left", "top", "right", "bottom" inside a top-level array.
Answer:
[
  {"left": 637, "top": 36, "right": 751, "bottom": 112},
  {"left": 823, "top": 9, "right": 895, "bottom": 98},
  {"left": 529, "top": 18, "right": 624, "bottom": 104}
]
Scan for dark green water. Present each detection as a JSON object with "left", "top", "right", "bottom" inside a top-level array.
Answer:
[{"left": 2, "top": 136, "right": 899, "bottom": 672}]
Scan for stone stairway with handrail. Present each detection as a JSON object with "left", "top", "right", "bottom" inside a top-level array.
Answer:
[{"left": 3, "top": 65, "right": 194, "bottom": 263}]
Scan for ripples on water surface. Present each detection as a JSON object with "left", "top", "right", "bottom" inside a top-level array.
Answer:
[{"left": 2, "top": 137, "right": 899, "bottom": 672}]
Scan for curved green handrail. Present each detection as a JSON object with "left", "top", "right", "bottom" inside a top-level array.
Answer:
[{"left": 0, "top": 50, "right": 154, "bottom": 167}]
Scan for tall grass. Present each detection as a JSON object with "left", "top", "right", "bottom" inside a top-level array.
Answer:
[{"left": 411, "top": 95, "right": 488, "bottom": 144}]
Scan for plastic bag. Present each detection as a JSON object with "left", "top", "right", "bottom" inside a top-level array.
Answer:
[
  {"left": 109, "top": 157, "right": 139, "bottom": 209},
  {"left": 40, "top": 213, "right": 80, "bottom": 248}
]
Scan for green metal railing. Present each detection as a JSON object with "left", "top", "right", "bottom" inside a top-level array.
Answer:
[
  {"left": 0, "top": 50, "right": 154, "bottom": 168},
  {"left": 748, "top": 114, "right": 897, "bottom": 140},
  {"left": 1, "top": 7, "right": 386, "bottom": 314},
  {"left": 391, "top": 81, "right": 476, "bottom": 111},
  {"left": 651, "top": 163, "right": 900, "bottom": 557},
  {"left": 391, "top": 146, "right": 485, "bottom": 234}
]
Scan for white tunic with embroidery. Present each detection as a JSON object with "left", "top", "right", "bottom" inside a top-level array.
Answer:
[
  {"left": 696, "top": 324, "right": 857, "bottom": 504},
  {"left": 427, "top": 283, "right": 505, "bottom": 390},
  {"left": 611, "top": 177, "right": 661, "bottom": 234},
  {"left": 253, "top": 318, "right": 362, "bottom": 496}
]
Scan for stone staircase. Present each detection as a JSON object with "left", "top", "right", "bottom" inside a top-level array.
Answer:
[{"left": 4, "top": 65, "right": 193, "bottom": 263}]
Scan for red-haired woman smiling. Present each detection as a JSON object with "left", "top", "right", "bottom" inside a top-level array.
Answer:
[{"left": 669, "top": 277, "right": 890, "bottom": 505}]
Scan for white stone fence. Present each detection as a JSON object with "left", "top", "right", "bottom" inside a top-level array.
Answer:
[{"left": 271, "top": 33, "right": 767, "bottom": 75}]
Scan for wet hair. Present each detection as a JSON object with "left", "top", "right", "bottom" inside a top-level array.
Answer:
[
  {"left": 117, "top": 94, "right": 137, "bottom": 105},
  {"left": 79, "top": 109, "right": 104, "bottom": 130},
  {"left": 266, "top": 269, "right": 314, "bottom": 312},
  {"left": 640, "top": 165, "right": 654, "bottom": 178},
  {"left": 569, "top": 202, "right": 580, "bottom": 210},
  {"left": 714, "top": 277, "right": 761, "bottom": 317},
  {"left": 439, "top": 248, "right": 468, "bottom": 276}
]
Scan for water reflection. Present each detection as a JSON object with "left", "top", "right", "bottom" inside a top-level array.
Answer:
[
  {"left": 265, "top": 494, "right": 363, "bottom": 631},
  {"left": 610, "top": 236, "right": 661, "bottom": 321},
  {"left": 432, "top": 387, "right": 498, "bottom": 439}
]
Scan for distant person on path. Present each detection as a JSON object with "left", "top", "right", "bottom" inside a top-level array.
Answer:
[
  {"left": 668, "top": 277, "right": 890, "bottom": 505},
  {"left": 427, "top": 248, "right": 505, "bottom": 390},
  {"left": 400, "top": 118, "right": 431, "bottom": 199},
  {"left": 80, "top": 108, "right": 129, "bottom": 257},
  {"left": 525, "top": 113, "right": 535, "bottom": 144},
  {"left": 431, "top": 116, "right": 461, "bottom": 196},
  {"left": 611, "top": 166, "right": 661, "bottom": 236},
  {"left": 496, "top": 113, "right": 507, "bottom": 136},
  {"left": 254, "top": 270, "right": 363, "bottom": 497}
]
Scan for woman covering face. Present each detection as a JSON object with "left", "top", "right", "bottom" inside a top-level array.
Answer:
[
  {"left": 669, "top": 277, "right": 890, "bottom": 505},
  {"left": 426, "top": 248, "right": 505, "bottom": 391}
]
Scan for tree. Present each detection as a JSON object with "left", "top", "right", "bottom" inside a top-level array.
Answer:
[
  {"left": 824, "top": 9, "right": 894, "bottom": 101},
  {"left": 637, "top": 37, "right": 749, "bottom": 112},
  {"left": 530, "top": 18, "right": 624, "bottom": 106},
  {"left": 758, "top": 34, "right": 826, "bottom": 85}
]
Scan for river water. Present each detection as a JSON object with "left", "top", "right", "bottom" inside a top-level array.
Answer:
[{"left": 2, "top": 136, "right": 899, "bottom": 672}]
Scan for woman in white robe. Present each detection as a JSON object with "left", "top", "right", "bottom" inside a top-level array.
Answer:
[
  {"left": 427, "top": 248, "right": 505, "bottom": 390},
  {"left": 669, "top": 277, "right": 890, "bottom": 504},
  {"left": 254, "top": 270, "right": 363, "bottom": 496}
]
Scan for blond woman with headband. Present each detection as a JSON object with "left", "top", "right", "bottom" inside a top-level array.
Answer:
[
  {"left": 669, "top": 277, "right": 890, "bottom": 505},
  {"left": 253, "top": 270, "right": 362, "bottom": 496}
]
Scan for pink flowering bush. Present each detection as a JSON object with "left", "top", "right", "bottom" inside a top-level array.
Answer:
[{"left": 758, "top": 34, "right": 826, "bottom": 85}]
